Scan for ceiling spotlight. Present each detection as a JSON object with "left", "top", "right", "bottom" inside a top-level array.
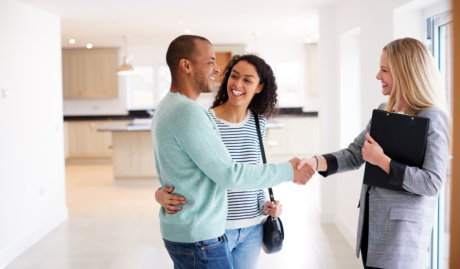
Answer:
[
  {"left": 306, "top": 39, "right": 312, "bottom": 44},
  {"left": 315, "top": 33, "right": 320, "bottom": 39},
  {"left": 177, "top": 20, "right": 183, "bottom": 25},
  {"left": 86, "top": 43, "right": 93, "bottom": 49},
  {"left": 184, "top": 29, "right": 191, "bottom": 34},
  {"left": 69, "top": 39, "right": 75, "bottom": 44}
]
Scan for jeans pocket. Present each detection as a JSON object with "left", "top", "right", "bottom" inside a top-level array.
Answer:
[
  {"left": 201, "top": 236, "right": 224, "bottom": 250},
  {"left": 164, "top": 241, "right": 195, "bottom": 268}
]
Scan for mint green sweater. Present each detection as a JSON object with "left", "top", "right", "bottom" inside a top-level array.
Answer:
[{"left": 151, "top": 92, "right": 293, "bottom": 243}]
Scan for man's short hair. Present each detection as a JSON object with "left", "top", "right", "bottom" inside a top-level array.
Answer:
[{"left": 166, "top": 35, "right": 211, "bottom": 75}]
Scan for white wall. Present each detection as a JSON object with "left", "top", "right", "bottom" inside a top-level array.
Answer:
[
  {"left": 317, "top": 5, "right": 339, "bottom": 223},
  {"left": 317, "top": 0, "right": 451, "bottom": 248},
  {"left": 0, "top": 0, "right": 68, "bottom": 267}
]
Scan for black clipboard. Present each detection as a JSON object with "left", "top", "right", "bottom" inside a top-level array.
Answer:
[{"left": 363, "top": 109, "right": 430, "bottom": 191}]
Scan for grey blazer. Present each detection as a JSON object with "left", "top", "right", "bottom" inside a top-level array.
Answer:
[{"left": 320, "top": 104, "right": 449, "bottom": 269}]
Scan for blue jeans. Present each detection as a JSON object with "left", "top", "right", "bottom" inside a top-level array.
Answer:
[
  {"left": 163, "top": 234, "right": 232, "bottom": 269},
  {"left": 226, "top": 224, "right": 263, "bottom": 269}
]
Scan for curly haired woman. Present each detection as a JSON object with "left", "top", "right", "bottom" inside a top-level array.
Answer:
[{"left": 156, "top": 54, "right": 283, "bottom": 269}]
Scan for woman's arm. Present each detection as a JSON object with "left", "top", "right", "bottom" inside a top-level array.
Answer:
[
  {"left": 388, "top": 109, "right": 450, "bottom": 196},
  {"left": 297, "top": 156, "right": 328, "bottom": 172},
  {"left": 155, "top": 187, "right": 187, "bottom": 214},
  {"left": 297, "top": 125, "right": 370, "bottom": 175}
]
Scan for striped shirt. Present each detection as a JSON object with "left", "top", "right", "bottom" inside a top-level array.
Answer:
[{"left": 209, "top": 109, "right": 268, "bottom": 230}]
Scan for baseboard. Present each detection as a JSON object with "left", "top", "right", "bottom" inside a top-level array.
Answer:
[
  {"left": 115, "top": 177, "right": 159, "bottom": 187},
  {"left": 65, "top": 157, "right": 112, "bottom": 165},
  {"left": 320, "top": 212, "right": 335, "bottom": 223},
  {"left": 335, "top": 215, "right": 356, "bottom": 250},
  {"left": 0, "top": 207, "right": 69, "bottom": 269}
]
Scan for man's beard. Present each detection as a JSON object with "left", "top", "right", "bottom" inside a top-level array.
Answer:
[{"left": 194, "top": 69, "right": 212, "bottom": 93}]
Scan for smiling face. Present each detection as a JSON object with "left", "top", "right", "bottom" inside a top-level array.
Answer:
[
  {"left": 376, "top": 50, "right": 394, "bottom": 96},
  {"left": 191, "top": 40, "right": 220, "bottom": 93},
  {"left": 226, "top": 60, "right": 263, "bottom": 108}
]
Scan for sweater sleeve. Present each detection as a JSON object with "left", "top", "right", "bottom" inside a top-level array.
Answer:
[
  {"left": 171, "top": 103, "right": 293, "bottom": 190},
  {"left": 320, "top": 121, "right": 370, "bottom": 176}
]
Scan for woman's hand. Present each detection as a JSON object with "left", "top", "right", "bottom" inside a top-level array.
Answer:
[
  {"left": 297, "top": 156, "right": 327, "bottom": 172},
  {"left": 155, "top": 187, "right": 186, "bottom": 214},
  {"left": 362, "top": 133, "right": 391, "bottom": 174},
  {"left": 263, "top": 200, "right": 282, "bottom": 218},
  {"left": 297, "top": 157, "right": 316, "bottom": 170}
]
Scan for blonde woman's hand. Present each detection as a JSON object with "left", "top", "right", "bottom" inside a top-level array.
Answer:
[
  {"left": 362, "top": 133, "right": 391, "bottom": 173},
  {"left": 296, "top": 157, "right": 317, "bottom": 170},
  {"left": 155, "top": 187, "right": 186, "bottom": 214},
  {"left": 263, "top": 200, "right": 282, "bottom": 218}
]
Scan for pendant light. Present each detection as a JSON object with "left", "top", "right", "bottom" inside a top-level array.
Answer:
[{"left": 117, "top": 35, "right": 134, "bottom": 75}]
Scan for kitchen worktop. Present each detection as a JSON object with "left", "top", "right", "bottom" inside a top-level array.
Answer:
[
  {"left": 97, "top": 119, "right": 286, "bottom": 132},
  {"left": 98, "top": 119, "right": 152, "bottom": 132},
  {"left": 64, "top": 108, "right": 318, "bottom": 122}
]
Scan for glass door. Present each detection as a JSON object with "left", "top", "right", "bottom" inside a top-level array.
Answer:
[{"left": 426, "top": 11, "right": 453, "bottom": 269}]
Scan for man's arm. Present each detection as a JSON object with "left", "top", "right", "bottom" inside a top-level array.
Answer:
[{"left": 173, "top": 104, "right": 313, "bottom": 189}]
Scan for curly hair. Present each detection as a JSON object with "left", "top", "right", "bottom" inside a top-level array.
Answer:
[{"left": 211, "top": 54, "right": 279, "bottom": 119}]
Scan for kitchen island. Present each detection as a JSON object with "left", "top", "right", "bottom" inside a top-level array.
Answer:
[
  {"left": 98, "top": 119, "right": 157, "bottom": 183},
  {"left": 97, "top": 118, "right": 288, "bottom": 183},
  {"left": 95, "top": 110, "right": 320, "bottom": 183}
]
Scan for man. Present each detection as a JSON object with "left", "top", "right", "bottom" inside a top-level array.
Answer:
[{"left": 151, "top": 35, "right": 314, "bottom": 268}]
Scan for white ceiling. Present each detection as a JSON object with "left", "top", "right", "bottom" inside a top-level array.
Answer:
[{"left": 19, "top": 0, "right": 339, "bottom": 49}]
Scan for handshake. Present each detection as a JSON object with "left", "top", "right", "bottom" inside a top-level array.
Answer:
[{"left": 289, "top": 157, "right": 322, "bottom": 185}]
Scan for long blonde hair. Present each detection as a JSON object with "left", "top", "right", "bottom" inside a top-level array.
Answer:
[{"left": 383, "top": 37, "right": 448, "bottom": 116}]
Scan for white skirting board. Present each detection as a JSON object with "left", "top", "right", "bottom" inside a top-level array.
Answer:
[
  {"left": 0, "top": 208, "right": 69, "bottom": 269},
  {"left": 335, "top": 214, "right": 357, "bottom": 251}
]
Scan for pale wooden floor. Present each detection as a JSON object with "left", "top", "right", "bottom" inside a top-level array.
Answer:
[{"left": 7, "top": 164, "right": 362, "bottom": 269}]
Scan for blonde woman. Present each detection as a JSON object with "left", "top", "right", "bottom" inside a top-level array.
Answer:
[{"left": 298, "top": 37, "right": 450, "bottom": 269}]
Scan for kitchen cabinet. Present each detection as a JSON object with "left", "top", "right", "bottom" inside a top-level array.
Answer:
[
  {"left": 265, "top": 117, "right": 320, "bottom": 163},
  {"left": 111, "top": 131, "right": 157, "bottom": 180},
  {"left": 62, "top": 48, "right": 119, "bottom": 99},
  {"left": 65, "top": 120, "right": 130, "bottom": 161},
  {"left": 215, "top": 52, "right": 232, "bottom": 83},
  {"left": 98, "top": 121, "right": 157, "bottom": 182}
]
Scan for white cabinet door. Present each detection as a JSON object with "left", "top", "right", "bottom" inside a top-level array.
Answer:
[{"left": 265, "top": 117, "right": 320, "bottom": 162}]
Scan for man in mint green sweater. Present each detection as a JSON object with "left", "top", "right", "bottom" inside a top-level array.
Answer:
[{"left": 151, "top": 35, "right": 314, "bottom": 268}]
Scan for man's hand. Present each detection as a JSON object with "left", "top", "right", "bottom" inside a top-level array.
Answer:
[
  {"left": 289, "top": 157, "right": 315, "bottom": 185},
  {"left": 155, "top": 187, "right": 186, "bottom": 214}
]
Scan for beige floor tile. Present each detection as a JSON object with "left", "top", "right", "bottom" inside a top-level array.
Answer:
[{"left": 7, "top": 164, "right": 361, "bottom": 269}]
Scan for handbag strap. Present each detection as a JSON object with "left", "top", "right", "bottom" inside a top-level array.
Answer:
[{"left": 253, "top": 111, "right": 275, "bottom": 203}]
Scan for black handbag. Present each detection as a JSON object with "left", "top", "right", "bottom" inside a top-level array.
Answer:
[{"left": 253, "top": 111, "right": 284, "bottom": 254}]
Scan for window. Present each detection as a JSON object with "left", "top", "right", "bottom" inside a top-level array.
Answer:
[
  {"left": 126, "top": 65, "right": 171, "bottom": 110},
  {"left": 275, "top": 62, "right": 304, "bottom": 107},
  {"left": 156, "top": 65, "right": 171, "bottom": 107},
  {"left": 426, "top": 11, "right": 452, "bottom": 269},
  {"left": 127, "top": 66, "right": 154, "bottom": 110}
]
